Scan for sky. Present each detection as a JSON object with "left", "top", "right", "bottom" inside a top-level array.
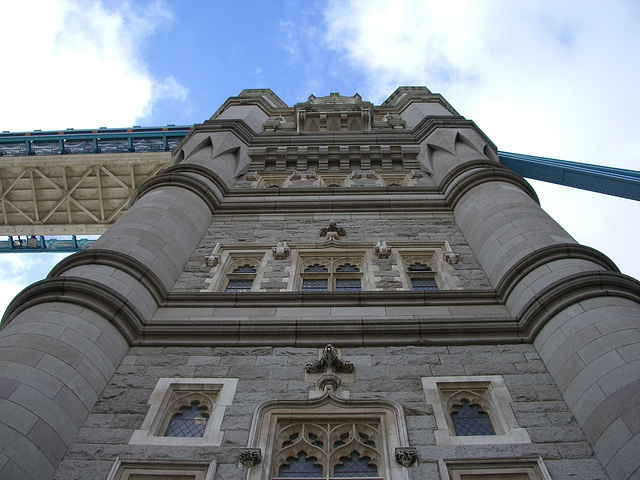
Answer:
[{"left": 0, "top": 0, "right": 639, "bottom": 318}]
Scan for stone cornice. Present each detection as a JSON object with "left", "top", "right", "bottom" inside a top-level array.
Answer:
[
  {"left": 440, "top": 160, "right": 539, "bottom": 208},
  {"left": 0, "top": 276, "right": 144, "bottom": 343},
  {"left": 496, "top": 243, "right": 621, "bottom": 301},
  {"left": 47, "top": 249, "right": 168, "bottom": 304},
  {"left": 130, "top": 163, "right": 224, "bottom": 214},
  {"left": 516, "top": 270, "right": 640, "bottom": 341}
]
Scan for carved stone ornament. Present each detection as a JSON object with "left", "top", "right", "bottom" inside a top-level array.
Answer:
[
  {"left": 374, "top": 240, "right": 392, "bottom": 259},
  {"left": 272, "top": 241, "right": 290, "bottom": 259},
  {"left": 305, "top": 344, "right": 354, "bottom": 374},
  {"left": 239, "top": 448, "right": 262, "bottom": 467},
  {"left": 319, "top": 220, "right": 346, "bottom": 240},
  {"left": 443, "top": 241, "right": 460, "bottom": 264},
  {"left": 395, "top": 447, "right": 418, "bottom": 467},
  {"left": 205, "top": 254, "right": 220, "bottom": 268}
]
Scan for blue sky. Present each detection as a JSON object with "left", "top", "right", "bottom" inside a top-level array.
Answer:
[{"left": 1, "top": 0, "right": 639, "bottom": 317}]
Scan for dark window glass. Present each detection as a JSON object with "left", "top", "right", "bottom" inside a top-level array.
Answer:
[
  {"left": 225, "top": 280, "right": 253, "bottom": 292},
  {"left": 336, "top": 279, "right": 361, "bottom": 291},
  {"left": 278, "top": 451, "right": 323, "bottom": 478},
  {"left": 336, "top": 263, "right": 360, "bottom": 273},
  {"left": 165, "top": 401, "right": 209, "bottom": 437},
  {"left": 232, "top": 264, "right": 257, "bottom": 273},
  {"left": 304, "top": 263, "right": 329, "bottom": 273},
  {"left": 450, "top": 400, "right": 495, "bottom": 436},
  {"left": 334, "top": 451, "right": 378, "bottom": 477},
  {"left": 411, "top": 278, "right": 438, "bottom": 291},
  {"left": 408, "top": 262, "right": 432, "bottom": 272},
  {"left": 302, "top": 279, "right": 328, "bottom": 292}
]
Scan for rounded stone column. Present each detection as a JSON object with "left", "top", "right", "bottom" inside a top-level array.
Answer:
[
  {"left": 0, "top": 167, "right": 220, "bottom": 479},
  {"left": 433, "top": 137, "right": 640, "bottom": 479}
]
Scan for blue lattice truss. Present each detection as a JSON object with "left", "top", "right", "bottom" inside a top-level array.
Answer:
[{"left": 1, "top": 127, "right": 638, "bottom": 253}]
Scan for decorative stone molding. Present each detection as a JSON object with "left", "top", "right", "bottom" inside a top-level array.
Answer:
[
  {"left": 374, "top": 240, "right": 392, "bottom": 258},
  {"left": 395, "top": 447, "right": 418, "bottom": 467},
  {"left": 442, "top": 241, "right": 459, "bottom": 265},
  {"left": 319, "top": 220, "right": 346, "bottom": 240},
  {"left": 205, "top": 254, "right": 220, "bottom": 267},
  {"left": 272, "top": 241, "right": 290, "bottom": 259},
  {"left": 305, "top": 344, "right": 354, "bottom": 374},
  {"left": 239, "top": 448, "right": 262, "bottom": 468}
]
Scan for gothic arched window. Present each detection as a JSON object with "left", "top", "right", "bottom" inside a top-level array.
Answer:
[
  {"left": 165, "top": 400, "right": 210, "bottom": 437},
  {"left": 450, "top": 399, "right": 495, "bottom": 436},
  {"left": 407, "top": 262, "right": 438, "bottom": 291},
  {"left": 225, "top": 263, "right": 257, "bottom": 292},
  {"left": 273, "top": 422, "right": 381, "bottom": 480},
  {"left": 300, "top": 259, "right": 363, "bottom": 292}
]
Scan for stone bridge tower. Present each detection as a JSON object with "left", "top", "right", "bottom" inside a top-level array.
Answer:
[{"left": 1, "top": 88, "right": 639, "bottom": 480}]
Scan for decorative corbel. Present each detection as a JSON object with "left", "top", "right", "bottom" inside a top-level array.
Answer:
[
  {"left": 319, "top": 220, "right": 346, "bottom": 240},
  {"left": 374, "top": 240, "right": 392, "bottom": 259},
  {"left": 305, "top": 344, "right": 354, "bottom": 374},
  {"left": 395, "top": 447, "right": 418, "bottom": 467},
  {"left": 272, "top": 241, "right": 291, "bottom": 259},
  {"left": 239, "top": 448, "right": 262, "bottom": 468},
  {"left": 443, "top": 241, "right": 459, "bottom": 264}
]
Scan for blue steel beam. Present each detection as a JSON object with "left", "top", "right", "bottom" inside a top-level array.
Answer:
[
  {"left": 2, "top": 126, "right": 639, "bottom": 201},
  {"left": 0, "top": 235, "right": 96, "bottom": 254},
  {"left": 498, "top": 151, "right": 640, "bottom": 202}
]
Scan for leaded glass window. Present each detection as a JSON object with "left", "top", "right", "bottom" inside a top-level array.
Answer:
[
  {"left": 165, "top": 401, "right": 209, "bottom": 437},
  {"left": 450, "top": 400, "right": 495, "bottom": 436},
  {"left": 303, "top": 279, "right": 329, "bottom": 292},
  {"left": 407, "top": 261, "right": 438, "bottom": 291},
  {"left": 336, "top": 279, "right": 361, "bottom": 291},
  {"left": 225, "top": 263, "right": 257, "bottom": 292},
  {"left": 225, "top": 280, "right": 254, "bottom": 292},
  {"left": 411, "top": 278, "right": 438, "bottom": 291},
  {"left": 273, "top": 422, "right": 381, "bottom": 479},
  {"left": 300, "top": 259, "right": 363, "bottom": 292}
]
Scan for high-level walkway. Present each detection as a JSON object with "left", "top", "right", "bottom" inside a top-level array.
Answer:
[{"left": 1, "top": 125, "right": 638, "bottom": 253}]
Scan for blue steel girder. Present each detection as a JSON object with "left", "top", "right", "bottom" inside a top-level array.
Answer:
[
  {"left": 498, "top": 151, "right": 640, "bottom": 202},
  {"left": 0, "top": 235, "right": 96, "bottom": 254}
]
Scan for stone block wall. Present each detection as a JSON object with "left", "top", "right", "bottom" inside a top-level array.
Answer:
[
  {"left": 53, "top": 344, "right": 609, "bottom": 480},
  {"left": 173, "top": 214, "right": 492, "bottom": 292}
]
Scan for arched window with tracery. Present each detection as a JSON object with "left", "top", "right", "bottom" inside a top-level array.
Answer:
[
  {"left": 160, "top": 392, "right": 215, "bottom": 438},
  {"left": 300, "top": 258, "right": 363, "bottom": 292},
  {"left": 225, "top": 263, "right": 258, "bottom": 292},
  {"left": 445, "top": 390, "right": 496, "bottom": 437},
  {"left": 273, "top": 422, "right": 381, "bottom": 479},
  {"left": 165, "top": 400, "right": 210, "bottom": 437},
  {"left": 450, "top": 399, "right": 495, "bottom": 436},
  {"left": 406, "top": 261, "right": 438, "bottom": 291}
]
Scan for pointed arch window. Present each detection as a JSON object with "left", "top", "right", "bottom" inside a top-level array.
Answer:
[
  {"left": 165, "top": 400, "right": 210, "bottom": 437},
  {"left": 300, "top": 260, "right": 362, "bottom": 292},
  {"left": 407, "top": 262, "right": 438, "bottom": 291},
  {"left": 450, "top": 400, "right": 495, "bottom": 436},
  {"left": 225, "top": 263, "right": 257, "bottom": 292},
  {"left": 273, "top": 422, "right": 381, "bottom": 480},
  {"left": 245, "top": 395, "right": 411, "bottom": 480}
]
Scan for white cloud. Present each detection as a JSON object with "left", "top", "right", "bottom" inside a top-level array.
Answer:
[
  {"left": 0, "top": 0, "right": 187, "bottom": 132},
  {"left": 323, "top": 0, "right": 640, "bottom": 279},
  {"left": 0, "top": 253, "right": 71, "bottom": 322}
]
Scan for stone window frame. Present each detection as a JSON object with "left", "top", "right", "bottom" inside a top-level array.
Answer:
[
  {"left": 201, "top": 246, "right": 269, "bottom": 293},
  {"left": 438, "top": 457, "right": 552, "bottom": 480},
  {"left": 244, "top": 394, "right": 411, "bottom": 480},
  {"left": 129, "top": 377, "right": 238, "bottom": 447},
  {"left": 298, "top": 255, "right": 366, "bottom": 292},
  {"left": 421, "top": 375, "right": 530, "bottom": 446},
  {"left": 272, "top": 420, "right": 383, "bottom": 479},
  {"left": 106, "top": 458, "right": 216, "bottom": 480}
]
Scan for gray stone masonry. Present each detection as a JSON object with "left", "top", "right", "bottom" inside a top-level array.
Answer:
[
  {"left": 53, "top": 344, "right": 608, "bottom": 480},
  {"left": 173, "top": 214, "right": 491, "bottom": 292}
]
